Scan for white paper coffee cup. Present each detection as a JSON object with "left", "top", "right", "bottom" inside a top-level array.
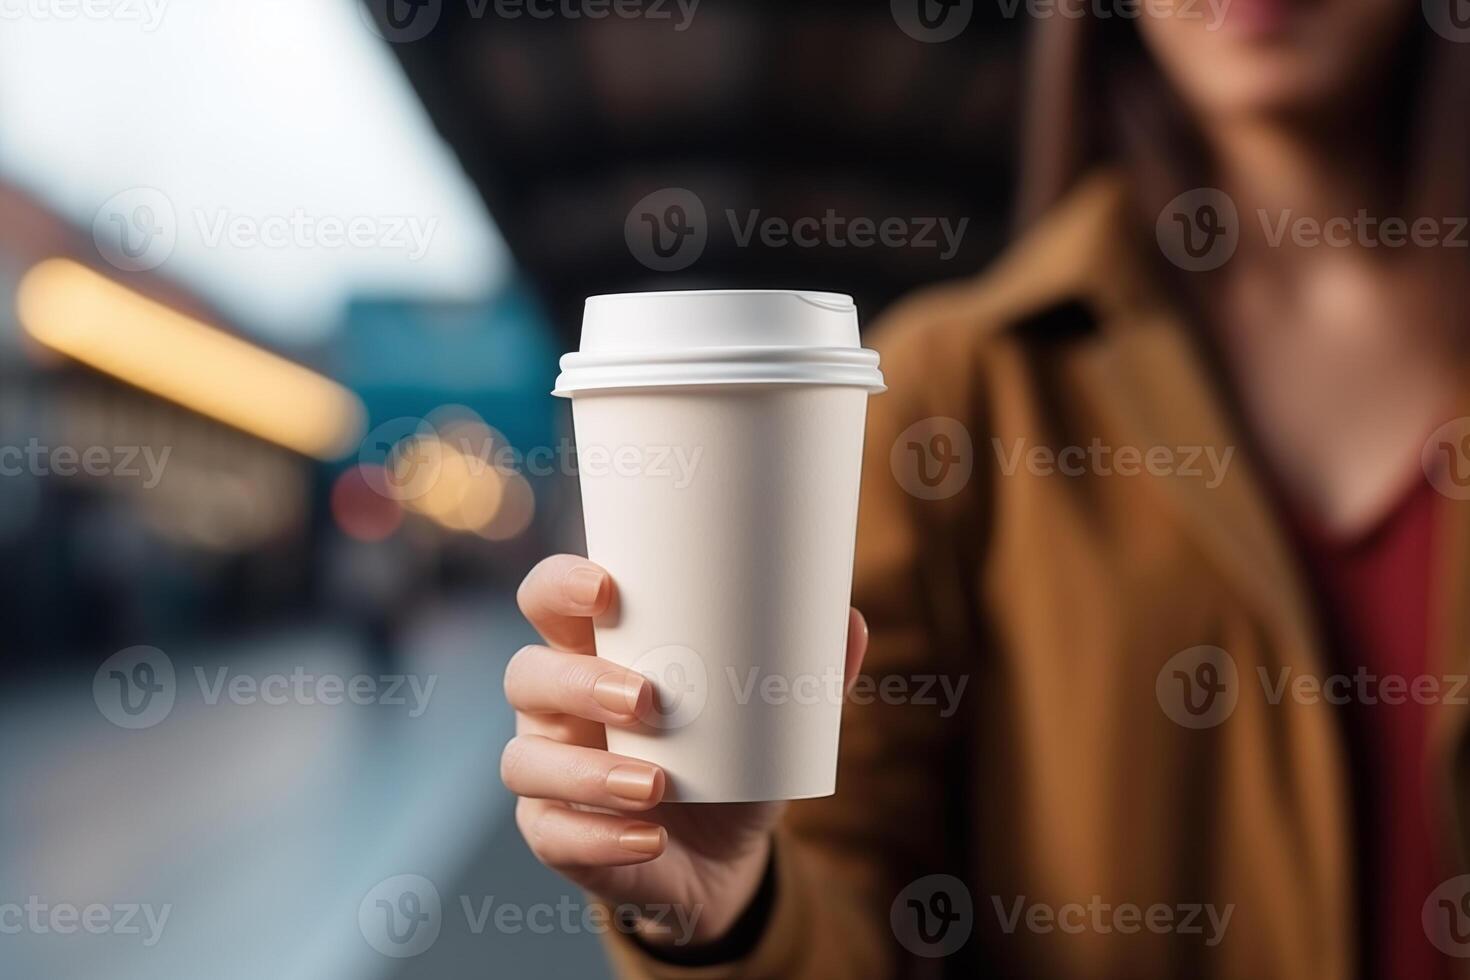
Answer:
[{"left": 554, "top": 289, "right": 885, "bottom": 802}]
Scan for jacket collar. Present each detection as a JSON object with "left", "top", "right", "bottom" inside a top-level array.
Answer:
[{"left": 997, "top": 171, "right": 1320, "bottom": 659}]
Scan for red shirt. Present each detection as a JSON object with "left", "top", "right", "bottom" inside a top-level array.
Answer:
[{"left": 1284, "top": 475, "right": 1447, "bottom": 980}]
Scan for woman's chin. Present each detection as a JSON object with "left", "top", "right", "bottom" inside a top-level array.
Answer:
[{"left": 1178, "top": 59, "right": 1357, "bottom": 125}]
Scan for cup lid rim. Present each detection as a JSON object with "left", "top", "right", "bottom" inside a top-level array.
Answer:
[{"left": 584, "top": 289, "right": 855, "bottom": 312}]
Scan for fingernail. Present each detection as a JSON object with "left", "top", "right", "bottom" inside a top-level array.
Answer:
[
  {"left": 566, "top": 566, "right": 605, "bottom": 607},
  {"left": 619, "top": 825, "right": 665, "bottom": 855},
  {"left": 606, "top": 764, "right": 658, "bottom": 802},
  {"left": 593, "top": 673, "right": 645, "bottom": 716}
]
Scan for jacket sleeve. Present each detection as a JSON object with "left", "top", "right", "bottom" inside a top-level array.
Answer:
[{"left": 602, "top": 304, "right": 983, "bottom": 979}]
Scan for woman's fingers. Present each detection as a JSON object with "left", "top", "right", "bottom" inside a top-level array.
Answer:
[
  {"left": 507, "top": 608, "right": 868, "bottom": 746},
  {"left": 516, "top": 555, "right": 611, "bottom": 654},
  {"left": 505, "top": 598, "right": 872, "bottom": 882},
  {"left": 501, "top": 734, "right": 666, "bottom": 811},
  {"left": 505, "top": 644, "right": 650, "bottom": 725},
  {"left": 844, "top": 606, "right": 870, "bottom": 695},
  {"left": 515, "top": 797, "right": 668, "bottom": 868},
  {"left": 515, "top": 710, "right": 606, "bottom": 748},
  {"left": 509, "top": 557, "right": 626, "bottom": 749}
]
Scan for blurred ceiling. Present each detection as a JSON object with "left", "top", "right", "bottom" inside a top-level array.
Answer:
[{"left": 372, "top": 0, "right": 1026, "bottom": 344}]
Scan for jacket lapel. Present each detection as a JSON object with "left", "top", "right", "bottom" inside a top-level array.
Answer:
[
  {"left": 1098, "top": 310, "right": 1320, "bottom": 657},
  {"left": 1026, "top": 174, "right": 1319, "bottom": 657}
]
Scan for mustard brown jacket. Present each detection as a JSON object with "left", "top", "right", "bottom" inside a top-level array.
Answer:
[{"left": 605, "top": 172, "right": 1470, "bottom": 978}]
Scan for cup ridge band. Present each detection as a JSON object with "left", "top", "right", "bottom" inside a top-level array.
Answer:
[{"left": 553, "top": 346, "right": 885, "bottom": 396}]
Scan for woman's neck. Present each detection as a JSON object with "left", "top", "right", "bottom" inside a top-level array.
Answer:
[
  {"left": 1204, "top": 115, "right": 1390, "bottom": 262},
  {"left": 1189, "top": 113, "right": 1464, "bottom": 536}
]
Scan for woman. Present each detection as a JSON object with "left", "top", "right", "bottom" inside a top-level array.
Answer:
[{"left": 500, "top": 2, "right": 1470, "bottom": 976}]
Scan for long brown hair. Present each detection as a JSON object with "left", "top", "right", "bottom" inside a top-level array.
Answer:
[{"left": 1016, "top": 7, "right": 1470, "bottom": 261}]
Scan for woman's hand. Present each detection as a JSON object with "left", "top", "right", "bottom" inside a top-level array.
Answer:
[{"left": 501, "top": 554, "right": 868, "bottom": 950}]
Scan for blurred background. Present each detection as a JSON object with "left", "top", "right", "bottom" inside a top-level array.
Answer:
[{"left": 0, "top": 1, "right": 1021, "bottom": 976}]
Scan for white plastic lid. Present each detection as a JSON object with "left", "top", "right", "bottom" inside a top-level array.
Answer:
[{"left": 552, "top": 289, "right": 886, "bottom": 397}]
